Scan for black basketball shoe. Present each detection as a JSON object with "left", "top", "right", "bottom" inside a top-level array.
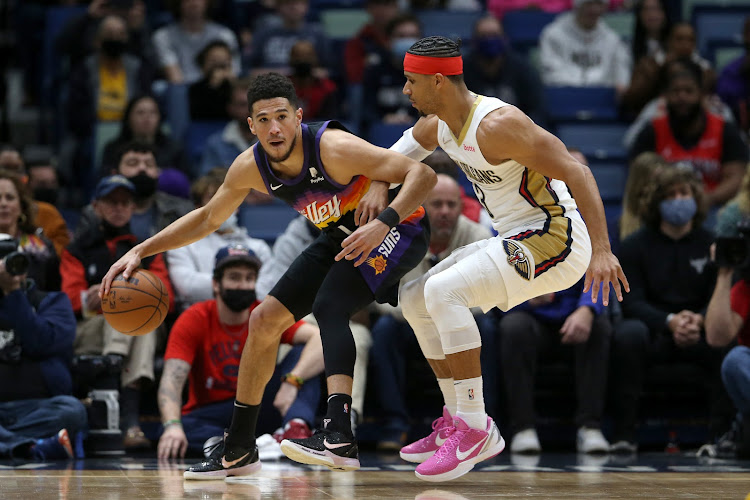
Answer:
[
  {"left": 280, "top": 426, "right": 360, "bottom": 471},
  {"left": 183, "top": 433, "right": 261, "bottom": 480}
]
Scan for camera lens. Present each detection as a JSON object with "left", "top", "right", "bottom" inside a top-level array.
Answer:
[{"left": 4, "top": 252, "right": 29, "bottom": 276}]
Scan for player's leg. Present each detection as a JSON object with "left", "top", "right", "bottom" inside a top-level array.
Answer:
[{"left": 280, "top": 259, "right": 375, "bottom": 471}]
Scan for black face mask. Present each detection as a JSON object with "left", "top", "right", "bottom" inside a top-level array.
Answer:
[
  {"left": 101, "top": 39, "right": 127, "bottom": 58},
  {"left": 292, "top": 62, "right": 313, "bottom": 78},
  {"left": 99, "top": 218, "right": 130, "bottom": 237},
  {"left": 220, "top": 288, "right": 257, "bottom": 312},
  {"left": 33, "top": 187, "right": 57, "bottom": 205},
  {"left": 126, "top": 172, "right": 158, "bottom": 199}
]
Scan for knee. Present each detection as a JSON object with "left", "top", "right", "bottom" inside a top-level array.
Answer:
[
  {"left": 399, "top": 277, "right": 426, "bottom": 320},
  {"left": 248, "top": 304, "right": 286, "bottom": 345},
  {"left": 51, "top": 395, "right": 88, "bottom": 434},
  {"left": 423, "top": 272, "right": 460, "bottom": 315},
  {"left": 721, "top": 347, "right": 748, "bottom": 382},
  {"left": 612, "top": 319, "right": 649, "bottom": 350}
]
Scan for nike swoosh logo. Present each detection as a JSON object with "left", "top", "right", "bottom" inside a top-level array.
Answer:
[
  {"left": 456, "top": 435, "right": 488, "bottom": 461},
  {"left": 270, "top": 184, "right": 283, "bottom": 190},
  {"left": 435, "top": 432, "right": 449, "bottom": 447},
  {"left": 323, "top": 439, "right": 351, "bottom": 450},
  {"left": 221, "top": 452, "right": 249, "bottom": 468}
]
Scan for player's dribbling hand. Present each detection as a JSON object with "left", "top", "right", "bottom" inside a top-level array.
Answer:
[
  {"left": 157, "top": 425, "right": 188, "bottom": 460},
  {"left": 583, "top": 250, "right": 630, "bottom": 306},
  {"left": 336, "top": 220, "right": 390, "bottom": 267},
  {"left": 355, "top": 181, "right": 389, "bottom": 226},
  {"left": 99, "top": 248, "right": 143, "bottom": 299}
]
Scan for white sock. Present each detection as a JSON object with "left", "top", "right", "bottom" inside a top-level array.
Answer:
[
  {"left": 454, "top": 376, "right": 486, "bottom": 430},
  {"left": 437, "top": 377, "right": 457, "bottom": 416}
]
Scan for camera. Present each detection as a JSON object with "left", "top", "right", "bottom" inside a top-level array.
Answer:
[
  {"left": 0, "top": 235, "right": 29, "bottom": 276},
  {"left": 715, "top": 219, "right": 750, "bottom": 268}
]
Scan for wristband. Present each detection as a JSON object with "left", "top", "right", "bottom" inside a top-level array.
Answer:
[
  {"left": 282, "top": 373, "right": 304, "bottom": 388},
  {"left": 376, "top": 206, "right": 400, "bottom": 229},
  {"left": 163, "top": 419, "right": 182, "bottom": 428}
]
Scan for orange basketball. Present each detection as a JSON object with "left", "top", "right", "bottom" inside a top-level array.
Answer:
[{"left": 102, "top": 269, "right": 169, "bottom": 336}]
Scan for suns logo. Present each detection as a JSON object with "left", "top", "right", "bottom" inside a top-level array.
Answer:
[
  {"left": 503, "top": 240, "right": 532, "bottom": 281},
  {"left": 366, "top": 255, "right": 388, "bottom": 274}
]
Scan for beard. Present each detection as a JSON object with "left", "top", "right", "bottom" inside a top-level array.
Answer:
[
  {"left": 264, "top": 133, "right": 298, "bottom": 163},
  {"left": 667, "top": 101, "right": 702, "bottom": 123}
]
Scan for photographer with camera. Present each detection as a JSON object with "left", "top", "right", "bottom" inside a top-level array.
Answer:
[{"left": 0, "top": 234, "right": 87, "bottom": 461}]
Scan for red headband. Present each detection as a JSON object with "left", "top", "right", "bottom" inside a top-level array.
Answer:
[{"left": 403, "top": 53, "right": 463, "bottom": 75}]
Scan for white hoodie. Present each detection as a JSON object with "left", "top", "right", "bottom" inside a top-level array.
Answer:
[{"left": 540, "top": 12, "right": 632, "bottom": 87}]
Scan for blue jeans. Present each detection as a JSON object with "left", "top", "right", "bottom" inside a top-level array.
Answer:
[
  {"left": 0, "top": 395, "right": 88, "bottom": 457},
  {"left": 181, "top": 344, "right": 322, "bottom": 452},
  {"left": 721, "top": 345, "right": 750, "bottom": 416}
]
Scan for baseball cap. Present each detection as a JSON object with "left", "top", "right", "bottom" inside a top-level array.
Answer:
[
  {"left": 213, "top": 244, "right": 262, "bottom": 276},
  {"left": 94, "top": 175, "right": 135, "bottom": 199}
]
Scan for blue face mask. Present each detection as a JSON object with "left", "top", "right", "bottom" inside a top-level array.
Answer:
[
  {"left": 659, "top": 197, "right": 697, "bottom": 226},
  {"left": 392, "top": 37, "right": 418, "bottom": 60},
  {"left": 476, "top": 36, "right": 506, "bottom": 58}
]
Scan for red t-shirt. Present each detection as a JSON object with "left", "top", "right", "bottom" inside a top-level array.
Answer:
[
  {"left": 165, "top": 300, "right": 302, "bottom": 414},
  {"left": 729, "top": 279, "right": 750, "bottom": 346}
]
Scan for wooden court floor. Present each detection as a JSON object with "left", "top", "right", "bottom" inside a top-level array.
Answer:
[{"left": 1, "top": 455, "right": 750, "bottom": 500}]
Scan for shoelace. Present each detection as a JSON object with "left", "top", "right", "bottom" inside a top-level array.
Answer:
[{"left": 432, "top": 426, "right": 463, "bottom": 460}]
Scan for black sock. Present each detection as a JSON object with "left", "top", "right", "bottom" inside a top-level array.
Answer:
[
  {"left": 325, "top": 393, "right": 353, "bottom": 436},
  {"left": 226, "top": 400, "right": 260, "bottom": 449}
]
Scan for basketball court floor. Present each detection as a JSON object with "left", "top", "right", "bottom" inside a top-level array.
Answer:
[{"left": 2, "top": 451, "right": 749, "bottom": 499}]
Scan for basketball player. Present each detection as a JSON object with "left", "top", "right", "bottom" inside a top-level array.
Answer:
[
  {"left": 390, "top": 36, "right": 630, "bottom": 482},
  {"left": 100, "top": 73, "right": 435, "bottom": 478}
]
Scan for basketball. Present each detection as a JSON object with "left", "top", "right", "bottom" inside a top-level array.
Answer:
[{"left": 102, "top": 269, "right": 169, "bottom": 336}]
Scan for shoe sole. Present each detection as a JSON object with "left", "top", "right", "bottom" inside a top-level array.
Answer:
[
  {"left": 399, "top": 449, "right": 436, "bottom": 464},
  {"left": 280, "top": 440, "right": 360, "bottom": 471},
  {"left": 183, "top": 460, "right": 261, "bottom": 480},
  {"left": 415, "top": 436, "right": 505, "bottom": 482}
]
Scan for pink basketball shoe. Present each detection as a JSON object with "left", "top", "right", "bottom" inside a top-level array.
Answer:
[
  {"left": 415, "top": 415, "right": 505, "bottom": 482},
  {"left": 400, "top": 406, "right": 454, "bottom": 463}
]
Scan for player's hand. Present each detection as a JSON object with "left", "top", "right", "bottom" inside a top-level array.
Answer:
[
  {"left": 560, "top": 306, "right": 594, "bottom": 344},
  {"left": 100, "top": 248, "right": 143, "bottom": 299},
  {"left": 336, "top": 220, "right": 390, "bottom": 267},
  {"left": 157, "top": 424, "right": 188, "bottom": 459},
  {"left": 583, "top": 249, "right": 629, "bottom": 306},
  {"left": 273, "top": 382, "right": 298, "bottom": 417},
  {"left": 355, "top": 181, "right": 389, "bottom": 226}
]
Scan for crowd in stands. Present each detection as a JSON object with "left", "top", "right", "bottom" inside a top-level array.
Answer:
[{"left": 2, "top": 0, "right": 750, "bottom": 462}]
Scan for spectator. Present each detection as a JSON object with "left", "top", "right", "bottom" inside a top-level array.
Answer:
[
  {"left": 200, "top": 78, "right": 257, "bottom": 176},
  {"left": 61, "top": 175, "right": 175, "bottom": 450},
  {"left": 0, "top": 170, "right": 60, "bottom": 291},
  {"left": 67, "top": 15, "right": 153, "bottom": 141},
  {"left": 289, "top": 40, "right": 340, "bottom": 121},
  {"left": 157, "top": 245, "right": 323, "bottom": 459},
  {"left": 167, "top": 169, "right": 272, "bottom": 310},
  {"left": 620, "top": 152, "right": 670, "bottom": 242},
  {"left": 152, "top": 0, "right": 240, "bottom": 84},
  {"left": 247, "top": 0, "right": 332, "bottom": 72},
  {"left": 189, "top": 40, "right": 236, "bottom": 121},
  {"left": 539, "top": 0, "right": 631, "bottom": 91},
  {"left": 609, "top": 165, "right": 731, "bottom": 453},
  {"left": 101, "top": 95, "right": 192, "bottom": 178},
  {"left": 362, "top": 14, "right": 422, "bottom": 130},
  {"left": 463, "top": 15, "right": 546, "bottom": 127},
  {"left": 716, "top": 17, "right": 750, "bottom": 135},
  {"left": 0, "top": 147, "right": 70, "bottom": 257},
  {"left": 0, "top": 234, "right": 87, "bottom": 462},
  {"left": 623, "top": 22, "right": 714, "bottom": 117},
  {"left": 629, "top": 59, "right": 748, "bottom": 208},
  {"left": 344, "top": 0, "right": 399, "bottom": 85},
  {"left": 489, "top": 0, "right": 626, "bottom": 20},
  {"left": 81, "top": 142, "right": 194, "bottom": 242},
  {"left": 631, "top": 0, "right": 673, "bottom": 65},
  {"left": 501, "top": 277, "right": 611, "bottom": 454},
  {"left": 255, "top": 216, "right": 372, "bottom": 432},
  {"left": 369, "top": 174, "right": 494, "bottom": 449}
]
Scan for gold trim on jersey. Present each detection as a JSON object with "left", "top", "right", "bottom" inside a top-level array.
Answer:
[{"left": 449, "top": 95, "right": 483, "bottom": 146}]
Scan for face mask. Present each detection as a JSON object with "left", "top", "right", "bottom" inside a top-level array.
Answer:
[
  {"left": 220, "top": 288, "right": 257, "bottom": 312},
  {"left": 217, "top": 212, "right": 238, "bottom": 232},
  {"left": 476, "top": 36, "right": 506, "bottom": 58},
  {"left": 392, "top": 37, "right": 419, "bottom": 60},
  {"left": 126, "top": 172, "right": 158, "bottom": 199},
  {"left": 101, "top": 39, "right": 127, "bottom": 58},
  {"left": 659, "top": 197, "right": 697, "bottom": 226},
  {"left": 292, "top": 62, "right": 313, "bottom": 78},
  {"left": 33, "top": 187, "right": 57, "bottom": 205}
]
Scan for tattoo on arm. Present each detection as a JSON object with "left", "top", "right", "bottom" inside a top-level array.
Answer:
[{"left": 158, "top": 359, "right": 190, "bottom": 416}]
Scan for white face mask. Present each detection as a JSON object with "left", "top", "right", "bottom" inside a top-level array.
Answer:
[{"left": 217, "top": 212, "right": 239, "bottom": 233}]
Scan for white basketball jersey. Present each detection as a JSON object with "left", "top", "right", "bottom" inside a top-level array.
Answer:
[{"left": 437, "top": 95, "right": 579, "bottom": 234}]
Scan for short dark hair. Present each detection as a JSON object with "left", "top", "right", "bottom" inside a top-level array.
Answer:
[
  {"left": 406, "top": 36, "right": 464, "bottom": 83},
  {"left": 195, "top": 39, "right": 231, "bottom": 68},
  {"left": 115, "top": 140, "right": 156, "bottom": 168},
  {"left": 663, "top": 57, "right": 703, "bottom": 90},
  {"left": 247, "top": 72, "right": 299, "bottom": 115}
]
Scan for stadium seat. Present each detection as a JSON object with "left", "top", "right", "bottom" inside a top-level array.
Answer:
[
  {"left": 320, "top": 9, "right": 370, "bottom": 39},
  {"left": 164, "top": 83, "right": 190, "bottom": 143},
  {"left": 684, "top": 0, "right": 750, "bottom": 24},
  {"left": 416, "top": 10, "right": 484, "bottom": 42},
  {"left": 238, "top": 203, "right": 301, "bottom": 244},
  {"left": 368, "top": 122, "right": 412, "bottom": 148},
  {"left": 544, "top": 86, "right": 619, "bottom": 122},
  {"left": 602, "top": 11, "right": 634, "bottom": 42},
  {"left": 589, "top": 163, "right": 627, "bottom": 203},
  {"left": 556, "top": 123, "right": 629, "bottom": 161},
  {"left": 185, "top": 120, "right": 226, "bottom": 168},
  {"left": 502, "top": 10, "right": 557, "bottom": 54},
  {"left": 692, "top": 7, "right": 749, "bottom": 55},
  {"left": 713, "top": 45, "right": 744, "bottom": 73},
  {"left": 93, "top": 122, "right": 122, "bottom": 174},
  {"left": 41, "top": 6, "right": 86, "bottom": 108}
]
